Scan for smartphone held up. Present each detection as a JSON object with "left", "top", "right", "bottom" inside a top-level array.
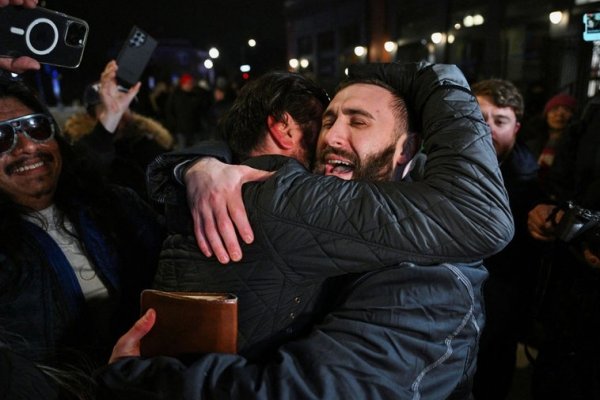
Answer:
[
  {"left": 0, "top": 5, "right": 89, "bottom": 68},
  {"left": 116, "top": 26, "right": 157, "bottom": 89}
]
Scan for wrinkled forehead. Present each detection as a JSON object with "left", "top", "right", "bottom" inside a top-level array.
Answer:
[
  {"left": 0, "top": 97, "right": 34, "bottom": 121},
  {"left": 327, "top": 83, "right": 395, "bottom": 112}
]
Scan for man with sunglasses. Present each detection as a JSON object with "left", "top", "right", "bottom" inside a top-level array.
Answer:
[{"left": 0, "top": 68, "right": 164, "bottom": 373}]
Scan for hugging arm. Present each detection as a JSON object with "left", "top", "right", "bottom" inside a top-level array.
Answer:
[
  {"left": 241, "top": 62, "right": 513, "bottom": 272},
  {"left": 157, "top": 63, "right": 513, "bottom": 266}
]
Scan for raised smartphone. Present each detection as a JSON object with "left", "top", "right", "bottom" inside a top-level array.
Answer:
[
  {"left": 116, "top": 26, "right": 158, "bottom": 88},
  {"left": 0, "top": 5, "right": 89, "bottom": 68}
]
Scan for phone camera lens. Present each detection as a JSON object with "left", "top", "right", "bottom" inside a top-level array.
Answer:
[{"left": 65, "top": 22, "right": 87, "bottom": 47}]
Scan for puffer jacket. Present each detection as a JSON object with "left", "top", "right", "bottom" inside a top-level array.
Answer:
[{"left": 95, "top": 62, "right": 514, "bottom": 399}]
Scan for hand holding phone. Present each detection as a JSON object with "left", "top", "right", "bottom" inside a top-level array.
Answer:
[
  {"left": 0, "top": 0, "right": 39, "bottom": 73},
  {"left": 0, "top": 5, "right": 88, "bottom": 69}
]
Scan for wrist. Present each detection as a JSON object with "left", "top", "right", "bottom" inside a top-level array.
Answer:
[{"left": 98, "top": 110, "right": 121, "bottom": 133}]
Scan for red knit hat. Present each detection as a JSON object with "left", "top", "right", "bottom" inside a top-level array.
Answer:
[
  {"left": 179, "top": 73, "right": 194, "bottom": 86},
  {"left": 544, "top": 93, "right": 577, "bottom": 114}
]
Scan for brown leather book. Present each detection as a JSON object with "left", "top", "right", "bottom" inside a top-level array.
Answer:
[{"left": 140, "top": 289, "right": 238, "bottom": 357}]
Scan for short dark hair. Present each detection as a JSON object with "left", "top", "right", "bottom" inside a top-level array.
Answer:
[
  {"left": 219, "top": 71, "right": 329, "bottom": 161},
  {"left": 336, "top": 77, "right": 410, "bottom": 141},
  {"left": 471, "top": 79, "right": 524, "bottom": 121},
  {"left": 0, "top": 80, "right": 51, "bottom": 116}
]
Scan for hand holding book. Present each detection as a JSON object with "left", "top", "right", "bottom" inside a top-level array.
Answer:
[{"left": 139, "top": 290, "right": 238, "bottom": 358}]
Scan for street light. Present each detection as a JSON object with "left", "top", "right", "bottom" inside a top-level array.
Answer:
[
  {"left": 209, "top": 47, "right": 220, "bottom": 59},
  {"left": 289, "top": 58, "right": 299, "bottom": 69},
  {"left": 300, "top": 58, "right": 310, "bottom": 68},
  {"left": 384, "top": 41, "right": 397, "bottom": 53},
  {"left": 248, "top": 39, "right": 256, "bottom": 47},
  {"left": 431, "top": 32, "right": 443, "bottom": 44},
  {"left": 204, "top": 59, "right": 214, "bottom": 69},
  {"left": 354, "top": 46, "right": 367, "bottom": 57},
  {"left": 549, "top": 11, "right": 563, "bottom": 25}
]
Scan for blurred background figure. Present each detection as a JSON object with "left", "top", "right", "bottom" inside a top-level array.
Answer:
[
  {"left": 526, "top": 91, "right": 600, "bottom": 400},
  {"left": 147, "top": 80, "right": 173, "bottom": 126},
  {"left": 471, "top": 79, "right": 544, "bottom": 400},
  {"left": 522, "top": 93, "right": 577, "bottom": 180},
  {"left": 207, "top": 76, "right": 236, "bottom": 139},
  {"left": 165, "top": 73, "right": 211, "bottom": 149},
  {"left": 63, "top": 80, "right": 173, "bottom": 203}
]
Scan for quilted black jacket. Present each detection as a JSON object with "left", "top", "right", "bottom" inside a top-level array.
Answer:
[
  {"left": 150, "top": 62, "right": 513, "bottom": 355},
  {"left": 98, "top": 62, "right": 514, "bottom": 400}
]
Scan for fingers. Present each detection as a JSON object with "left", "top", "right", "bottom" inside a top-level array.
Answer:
[
  {"left": 2, "top": 0, "right": 39, "bottom": 7},
  {"left": 193, "top": 211, "right": 212, "bottom": 258},
  {"left": 229, "top": 169, "right": 272, "bottom": 245},
  {"left": 200, "top": 196, "right": 233, "bottom": 264},
  {"left": 527, "top": 204, "right": 557, "bottom": 241},
  {"left": 109, "top": 308, "right": 156, "bottom": 364},
  {"left": 0, "top": 56, "right": 41, "bottom": 74},
  {"left": 228, "top": 193, "right": 253, "bottom": 245}
]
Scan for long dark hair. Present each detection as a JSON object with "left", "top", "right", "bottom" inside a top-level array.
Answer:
[{"left": 0, "top": 81, "right": 121, "bottom": 271}]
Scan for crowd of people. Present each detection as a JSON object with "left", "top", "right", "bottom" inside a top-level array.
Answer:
[{"left": 1, "top": 1, "right": 599, "bottom": 399}]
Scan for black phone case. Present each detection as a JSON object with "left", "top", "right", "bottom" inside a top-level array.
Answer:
[
  {"left": 0, "top": 6, "right": 88, "bottom": 68},
  {"left": 116, "top": 26, "right": 158, "bottom": 88}
]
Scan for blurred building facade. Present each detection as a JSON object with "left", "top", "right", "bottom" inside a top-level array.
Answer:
[{"left": 284, "top": 0, "right": 600, "bottom": 114}]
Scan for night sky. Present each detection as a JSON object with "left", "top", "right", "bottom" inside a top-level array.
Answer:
[{"left": 39, "top": 0, "right": 287, "bottom": 103}]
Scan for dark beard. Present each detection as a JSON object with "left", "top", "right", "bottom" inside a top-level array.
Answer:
[
  {"left": 353, "top": 145, "right": 396, "bottom": 181},
  {"left": 315, "top": 144, "right": 396, "bottom": 182}
]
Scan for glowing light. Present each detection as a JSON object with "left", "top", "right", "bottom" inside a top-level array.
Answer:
[
  {"left": 549, "top": 11, "right": 563, "bottom": 25},
  {"left": 289, "top": 58, "right": 299, "bottom": 69},
  {"left": 208, "top": 47, "right": 220, "bottom": 59},
  {"left": 384, "top": 41, "right": 397, "bottom": 52},
  {"left": 248, "top": 39, "right": 256, "bottom": 47},
  {"left": 473, "top": 14, "right": 485, "bottom": 25},
  {"left": 204, "top": 59, "right": 213, "bottom": 69},
  {"left": 300, "top": 58, "right": 310, "bottom": 68},
  {"left": 431, "top": 32, "right": 443, "bottom": 44},
  {"left": 454, "top": 23, "right": 461, "bottom": 30},
  {"left": 240, "top": 64, "right": 251, "bottom": 72},
  {"left": 463, "top": 15, "right": 474, "bottom": 27},
  {"left": 354, "top": 46, "right": 367, "bottom": 57},
  {"left": 447, "top": 34, "right": 455, "bottom": 44}
]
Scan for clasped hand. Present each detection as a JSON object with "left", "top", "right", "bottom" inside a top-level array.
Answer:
[{"left": 184, "top": 158, "right": 273, "bottom": 264}]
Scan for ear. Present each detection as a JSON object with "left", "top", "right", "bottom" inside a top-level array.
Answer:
[
  {"left": 393, "top": 132, "right": 419, "bottom": 166},
  {"left": 514, "top": 121, "right": 522, "bottom": 135},
  {"left": 267, "top": 114, "right": 294, "bottom": 150}
]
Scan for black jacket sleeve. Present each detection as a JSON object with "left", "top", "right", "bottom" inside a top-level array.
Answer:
[
  {"left": 145, "top": 140, "right": 232, "bottom": 205},
  {"left": 240, "top": 62, "right": 513, "bottom": 268},
  {"left": 95, "top": 62, "right": 513, "bottom": 400}
]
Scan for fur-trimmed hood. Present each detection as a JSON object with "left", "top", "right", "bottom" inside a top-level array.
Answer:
[{"left": 62, "top": 112, "right": 173, "bottom": 150}]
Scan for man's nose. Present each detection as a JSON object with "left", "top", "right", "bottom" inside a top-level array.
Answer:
[
  {"left": 12, "top": 131, "right": 38, "bottom": 153},
  {"left": 323, "top": 121, "right": 347, "bottom": 148}
]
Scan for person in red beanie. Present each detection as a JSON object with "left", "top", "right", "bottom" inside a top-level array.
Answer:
[
  {"left": 165, "top": 73, "right": 212, "bottom": 149},
  {"left": 523, "top": 92, "right": 577, "bottom": 179}
]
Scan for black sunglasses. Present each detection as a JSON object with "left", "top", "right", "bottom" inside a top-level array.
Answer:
[{"left": 0, "top": 113, "right": 57, "bottom": 155}]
